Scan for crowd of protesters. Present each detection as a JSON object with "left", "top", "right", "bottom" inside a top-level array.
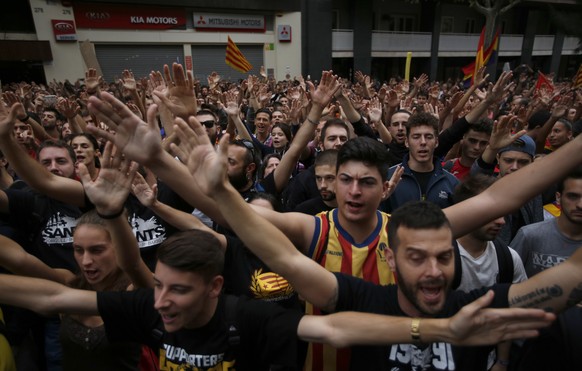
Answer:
[{"left": 0, "top": 61, "right": 580, "bottom": 371}]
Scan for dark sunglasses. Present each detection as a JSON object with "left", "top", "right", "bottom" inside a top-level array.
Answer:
[
  {"left": 234, "top": 139, "right": 257, "bottom": 158},
  {"left": 200, "top": 120, "right": 216, "bottom": 128}
]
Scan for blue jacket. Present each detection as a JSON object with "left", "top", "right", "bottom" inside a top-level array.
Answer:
[{"left": 380, "top": 154, "right": 459, "bottom": 213}]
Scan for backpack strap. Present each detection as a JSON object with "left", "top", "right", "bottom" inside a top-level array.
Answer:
[
  {"left": 451, "top": 239, "right": 462, "bottom": 290},
  {"left": 492, "top": 238, "right": 514, "bottom": 284}
]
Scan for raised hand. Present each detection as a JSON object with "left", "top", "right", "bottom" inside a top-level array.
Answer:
[
  {"left": 78, "top": 141, "right": 138, "bottom": 215},
  {"left": 56, "top": 97, "right": 79, "bottom": 120},
  {"left": 447, "top": 290, "right": 554, "bottom": 346},
  {"left": 485, "top": 71, "right": 514, "bottom": 104},
  {"left": 0, "top": 100, "right": 25, "bottom": 138},
  {"left": 85, "top": 68, "right": 103, "bottom": 94},
  {"left": 131, "top": 172, "right": 158, "bottom": 208},
  {"left": 413, "top": 73, "right": 429, "bottom": 90},
  {"left": 152, "top": 63, "right": 197, "bottom": 119},
  {"left": 473, "top": 66, "right": 489, "bottom": 88},
  {"left": 119, "top": 70, "right": 137, "bottom": 91},
  {"left": 170, "top": 116, "right": 229, "bottom": 196},
  {"left": 223, "top": 90, "right": 240, "bottom": 117},
  {"left": 488, "top": 115, "right": 526, "bottom": 151},
  {"left": 87, "top": 91, "right": 163, "bottom": 166},
  {"left": 368, "top": 96, "right": 383, "bottom": 123},
  {"left": 307, "top": 71, "right": 341, "bottom": 109}
]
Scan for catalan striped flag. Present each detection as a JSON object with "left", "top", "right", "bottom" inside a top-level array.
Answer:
[
  {"left": 462, "top": 27, "right": 500, "bottom": 88},
  {"left": 573, "top": 64, "right": 582, "bottom": 88},
  {"left": 535, "top": 71, "right": 554, "bottom": 93},
  {"left": 225, "top": 36, "right": 253, "bottom": 73}
]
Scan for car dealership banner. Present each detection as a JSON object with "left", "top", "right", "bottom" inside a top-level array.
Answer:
[
  {"left": 193, "top": 13, "right": 265, "bottom": 32},
  {"left": 74, "top": 3, "right": 186, "bottom": 30}
]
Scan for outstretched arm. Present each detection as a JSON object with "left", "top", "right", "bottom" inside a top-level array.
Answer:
[
  {"left": 445, "top": 121, "right": 582, "bottom": 237},
  {"left": 0, "top": 274, "right": 98, "bottom": 316},
  {"left": 0, "top": 235, "right": 73, "bottom": 284},
  {"left": 178, "top": 118, "right": 339, "bottom": 311},
  {"left": 0, "top": 101, "right": 86, "bottom": 206},
  {"left": 79, "top": 141, "right": 153, "bottom": 289},
  {"left": 298, "top": 290, "right": 554, "bottom": 348},
  {"left": 507, "top": 245, "right": 582, "bottom": 313},
  {"left": 273, "top": 71, "right": 341, "bottom": 193}
]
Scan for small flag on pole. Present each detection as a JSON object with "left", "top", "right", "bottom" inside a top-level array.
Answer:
[
  {"left": 462, "top": 27, "right": 499, "bottom": 88},
  {"left": 226, "top": 36, "right": 253, "bottom": 73},
  {"left": 535, "top": 72, "right": 554, "bottom": 93},
  {"left": 573, "top": 64, "right": 582, "bottom": 89}
]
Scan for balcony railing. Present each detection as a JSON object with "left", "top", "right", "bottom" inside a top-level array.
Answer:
[{"left": 332, "top": 30, "right": 579, "bottom": 57}]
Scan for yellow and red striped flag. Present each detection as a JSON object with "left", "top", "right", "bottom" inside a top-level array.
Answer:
[
  {"left": 226, "top": 36, "right": 253, "bottom": 73},
  {"left": 573, "top": 64, "right": 582, "bottom": 88}
]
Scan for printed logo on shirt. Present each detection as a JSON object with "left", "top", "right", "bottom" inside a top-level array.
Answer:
[
  {"left": 438, "top": 191, "right": 449, "bottom": 200},
  {"left": 377, "top": 242, "right": 388, "bottom": 262},
  {"left": 159, "top": 344, "right": 234, "bottom": 370},
  {"left": 129, "top": 214, "right": 166, "bottom": 248},
  {"left": 388, "top": 343, "right": 456, "bottom": 370},
  {"left": 42, "top": 212, "right": 77, "bottom": 245},
  {"left": 532, "top": 252, "right": 568, "bottom": 270},
  {"left": 250, "top": 268, "right": 295, "bottom": 302}
]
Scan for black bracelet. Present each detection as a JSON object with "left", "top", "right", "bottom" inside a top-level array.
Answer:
[
  {"left": 96, "top": 208, "right": 125, "bottom": 220},
  {"left": 306, "top": 117, "right": 318, "bottom": 125}
]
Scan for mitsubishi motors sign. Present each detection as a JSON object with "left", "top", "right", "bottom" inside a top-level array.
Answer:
[
  {"left": 52, "top": 20, "right": 77, "bottom": 41},
  {"left": 193, "top": 13, "right": 265, "bottom": 32},
  {"left": 74, "top": 2, "right": 186, "bottom": 30}
]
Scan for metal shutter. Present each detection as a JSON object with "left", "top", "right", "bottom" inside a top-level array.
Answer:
[
  {"left": 191, "top": 44, "right": 263, "bottom": 82},
  {"left": 95, "top": 45, "right": 184, "bottom": 81}
]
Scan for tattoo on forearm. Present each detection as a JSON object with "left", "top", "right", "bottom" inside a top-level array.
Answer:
[
  {"left": 566, "top": 282, "right": 582, "bottom": 308},
  {"left": 510, "top": 285, "right": 563, "bottom": 309}
]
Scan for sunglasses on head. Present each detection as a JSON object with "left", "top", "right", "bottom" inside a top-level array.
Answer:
[
  {"left": 200, "top": 120, "right": 216, "bottom": 128},
  {"left": 234, "top": 139, "right": 257, "bottom": 158}
]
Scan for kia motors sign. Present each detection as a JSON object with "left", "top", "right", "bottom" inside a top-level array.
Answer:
[
  {"left": 74, "top": 3, "right": 186, "bottom": 30},
  {"left": 193, "top": 13, "right": 265, "bottom": 32},
  {"left": 52, "top": 20, "right": 77, "bottom": 41}
]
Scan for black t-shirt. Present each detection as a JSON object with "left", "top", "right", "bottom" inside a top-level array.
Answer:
[
  {"left": 5, "top": 189, "right": 83, "bottom": 270},
  {"left": 85, "top": 181, "right": 193, "bottom": 270},
  {"left": 294, "top": 196, "right": 334, "bottom": 216},
  {"left": 410, "top": 169, "right": 434, "bottom": 199},
  {"left": 223, "top": 236, "right": 299, "bottom": 309},
  {"left": 97, "top": 289, "right": 304, "bottom": 371},
  {"left": 334, "top": 273, "right": 511, "bottom": 371}
]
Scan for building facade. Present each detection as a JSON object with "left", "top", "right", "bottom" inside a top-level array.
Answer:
[{"left": 0, "top": 0, "right": 580, "bottom": 84}]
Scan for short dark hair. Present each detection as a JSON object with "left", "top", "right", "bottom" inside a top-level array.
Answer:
[
  {"left": 321, "top": 118, "right": 349, "bottom": 144},
  {"left": 315, "top": 148, "right": 338, "bottom": 168},
  {"left": 466, "top": 120, "right": 493, "bottom": 136},
  {"left": 157, "top": 230, "right": 224, "bottom": 282},
  {"left": 337, "top": 137, "right": 389, "bottom": 180},
  {"left": 406, "top": 112, "right": 439, "bottom": 137},
  {"left": 453, "top": 174, "right": 496, "bottom": 204},
  {"left": 388, "top": 201, "right": 451, "bottom": 252},
  {"left": 43, "top": 107, "right": 65, "bottom": 122},
  {"left": 247, "top": 192, "right": 283, "bottom": 212},
  {"left": 255, "top": 108, "right": 272, "bottom": 120},
  {"left": 37, "top": 139, "right": 76, "bottom": 163},
  {"left": 557, "top": 166, "right": 582, "bottom": 193},
  {"left": 196, "top": 109, "right": 219, "bottom": 121},
  {"left": 556, "top": 118, "right": 573, "bottom": 132},
  {"left": 231, "top": 139, "right": 259, "bottom": 175}
]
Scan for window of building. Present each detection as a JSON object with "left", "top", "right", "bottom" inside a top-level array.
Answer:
[
  {"left": 383, "top": 14, "right": 415, "bottom": 32},
  {"left": 441, "top": 17, "right": 454, "bottom": 33},
  {"left": 465, "top": 18, "right": 476, "bottom": 33}
]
